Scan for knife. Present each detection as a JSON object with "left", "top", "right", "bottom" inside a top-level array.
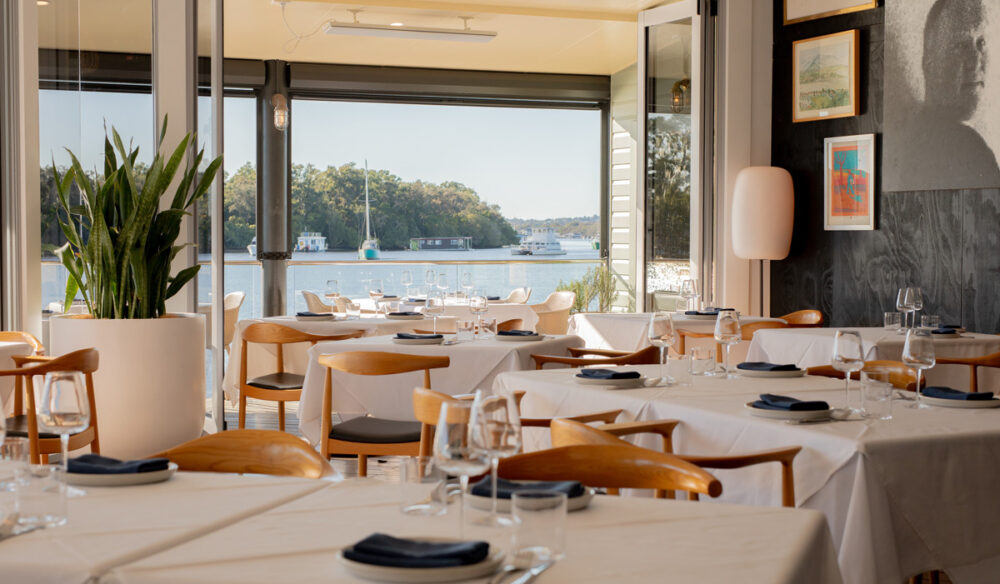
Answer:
[{"left": 509, "top": 560, "right": 554, "bottom": 584}]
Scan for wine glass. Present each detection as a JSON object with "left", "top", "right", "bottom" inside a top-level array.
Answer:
[
  {"left": 38, "top": 371, "right": 90, "bottom": 474},
  {"left": 895, "top": 288, "right": 909, "bottom": 333},
  {"left": 425, "top": 291, "right": 446, "bottom": 334},
  {"left": 903, "top": 328, "right": 935, "bottom": 409},
  {"left": 368, "top": 278, "right": 384, "bottom": 308},
  {"left": 433, "top": 400, "right": 490, "bottom": 538},
  {"left": 460, "top": 272, "right": 474, "bottom": 301},
  {"left": 832, "top": 330, "right": 865, "bottom": 414},
  {"left": 469, "top": 392, "right": 521, "bottom": 527},
  {"left": 400, "top": 270, "right": 412, "bottom": 297},
  {"left": 713, "top": 310, "right": 741, "bottom": 379},
  {"left": 424, "top": 269, "right": 436, "bottom": 288},
  {"left": 469, "top": 293, "right": 489, "bottom": 339},
  {"left": 437, "top": 273, "right": 449, "bottom": 295},
  {"left": 647, "top": 312, "right": 677, "bottom": 385},
  {"left": 905, "top": 287, "right": 924, "bottom": 329},
  {"left": 325, "top": 280, "right": 340, "bottom": 304},
  {"left": 679, "top": 279, "right": 698, "bottom": 311}
]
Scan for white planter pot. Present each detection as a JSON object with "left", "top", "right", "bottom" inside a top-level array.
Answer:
[{"left": 50, "top": 313, "right": 205, "bottom": 459}]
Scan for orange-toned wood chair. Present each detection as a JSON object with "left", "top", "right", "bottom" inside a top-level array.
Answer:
[
  {"left": 239, "top": 323, "right": 365, "bottom": 432},
  {"left": 677, "top": 321, "right": 789, "bottom": 361},
  {"left": 497, "top": 318, "right": 524, "bottom": 332},
  {"left": 318, "top": 351, "right": 450, "bottom": 476},
  {"left": 151, "top": 429, "right": 335, "bottom": 478},
  {"left": 806, "top": 360, "right": 923, "bottom": 391},
  {"left": 0, "top": 348, "right": 100, "bottom": 464},
  {"left": 550, "top": 418, "right": 801, "bottom": 507},
  {"left": 531, "top": 345, "right": 659, "bottom": 370},
  {"left": 779, "top": 309, "right": 824, "bottom": 328},
  {"left": 936, "top": 351, "right": 1000, "bottom": 393}
]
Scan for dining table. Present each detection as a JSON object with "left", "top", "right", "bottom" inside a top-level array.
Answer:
[
  {"left": 4, "top": 473, "right": 843, "bottom": 583},
  {"left": 296, "top": 333, "right": 584, "bottom": 444},
  {"left": 0, "top": 340, "right": 34, "bottom": 416},
  {"left": 568, "top": 312, "right": 787, "bottom": 352},
  {"left": 397, "top": 298, "right": 539, "bottom": 331},
  {"left": 494, "top": 362, "right": 1000, "bottom": 584}
]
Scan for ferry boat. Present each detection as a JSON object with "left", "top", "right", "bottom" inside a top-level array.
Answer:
[
  {"left": 295, "top": 232, "right": 328, "bottom": 252},
  {"left": 511, "top": 228, "right": 566, "bottom": 256}
]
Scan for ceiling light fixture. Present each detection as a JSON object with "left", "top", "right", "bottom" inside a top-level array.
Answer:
[
  {"left": 37, "top": 0, "right": 50, "bottom": 5},
  {"left": 325, "top": 12, "right": 495, "bottom": 43}
]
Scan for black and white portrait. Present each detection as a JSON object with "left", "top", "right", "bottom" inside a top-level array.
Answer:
[{"left": 883, "top": 0, "right": 1000, "bottom": 191}]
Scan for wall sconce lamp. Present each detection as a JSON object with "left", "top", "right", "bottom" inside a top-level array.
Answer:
[
  {"left": 671, "top": 79, "right": 690, "bottom": 113},
  {"left": 271, "top": 95, "right": 289, "bottom": 131}
]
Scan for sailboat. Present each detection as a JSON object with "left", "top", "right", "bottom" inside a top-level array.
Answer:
[{"left": 358, "top": 159, "right": 380, "bottom": 260}]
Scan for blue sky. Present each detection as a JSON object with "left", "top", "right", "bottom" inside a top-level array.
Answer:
[{"left": 40, "top": 91, "right": 601, "bottom": 219}]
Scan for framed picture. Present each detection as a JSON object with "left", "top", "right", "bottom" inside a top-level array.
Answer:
[
  {"left": 824, "top": 133, "right": 875, "bottom": 231},
  {"left": 784, "top": 0, "right": 877, "bottom": 25},
  {"left": 793, "top": 30, "right": 859, "bottom": 123}
]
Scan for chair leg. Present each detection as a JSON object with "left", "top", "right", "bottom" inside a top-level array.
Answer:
[
  {"left": 239, "top": 395, "right": 247, "bottom": 429},
  {"left": 278, "top": 402, "right": 285, "bottom": 432},
  {"left": 358, "top": 454, "right": 368, "bottom": 477}
]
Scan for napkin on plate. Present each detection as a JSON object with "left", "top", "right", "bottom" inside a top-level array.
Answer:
[
  {"left": 684, "top": 307, "right": 735, "bottom": 316},
  {"left": 486, "top": 296, "right": 501, "bottom": 301},
  {"left": 470, "top": 477, "right": 586, "bottom": 500},
  {"left": 296, "top": 311, "right": 331, "bottom": 317},
  {"left": 405, "top": 297, "right": 426, "bottom": 303},
  {"left": 737, "top": 362, "right": 799, "bottom": 372},
  {"left": 752, "top": 393, "right": 829, "bottom": 411},
  {"left": 497, "top": 330, "right": 537, "bottom": 336},
  {"left": 931, "top": 327, "right": 958, "bottom": 335},
  {"left": 343, "top": 533, "right": 490, "bottom": 568},
  {"left": 68, "top": 454, "right": 170, "bottom": 475},
  {"left": 382, "top": 294, "right": 398, "bottom": 299},
  {"left": 394, "top": 333, "right": 443, "bottom": 340},
  {"left": 922, "top": 386, "right": 995, "bottom": 401},
  {"left": 576, "top": 368, "right": 641, "bottom": 380},
  {"left": 388, "top": 311, "right": 421, "bottom": 316}
]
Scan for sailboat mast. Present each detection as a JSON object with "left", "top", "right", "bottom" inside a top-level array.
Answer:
[{"left": 364, "top": 159, "right": 371, "bottom": 241}]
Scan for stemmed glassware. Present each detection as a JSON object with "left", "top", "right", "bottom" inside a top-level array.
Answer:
[
  {"left": 905, "top": 287, "right": 924, "bottom": 329},
  {"left": 400, "top": 271, "right": 412, "bottom": 298},
  {"left": 367, "top": 278, "right": 384, "bottom": 308},
  {"left": 460, "top": 272, "right": 474, "bottom": 301},
  {"left": 903, "top": 328, "right": 935, "bottom": 408},
  {"left": 38, "top": 371, "right": 90, "bottom": 474},
  {"left": 679, "top": 279, "right": 699, "bottom": 311},
  {"left": 469, "top": 392, "right": 521, "bottom": 527},
  {"left": 426, "top": 291, "right": 446, "bottom": 334},
  {"left": 832, "top": 330, "right": 865, "bottom": 414},
  {"left": 325, "top": 280, "right": 340, "bottom": 306},
  {"left": 647, "top": 312, "right": 677, "bottom": 385},
  {"left": 469, "top": 293, "right": 489, "bottom": 338},
  {"left": 424, "top": 269, "right": 436, "bottom": 290},
  {"left": 714, "top": 310, "right": 741, "bottom": 378},
  {"left": 437, "top": 273, "right": 449, "bottom": 295},
  {"left": 433, "top": 400, "right": 490, "bottom": 538}
]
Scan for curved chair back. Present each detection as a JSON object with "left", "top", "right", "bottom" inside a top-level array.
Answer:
[
  {"left": 533, "top": 345, "right": 658, "bottom": 370},
  {"left": 807, "top": 360, "right": 921, "bottom": 391},
  {"left": 222, "top": 291, "right": 246, "bottom": 352},
  {"left": 497, "top": 319, "right": 524, "bottom": 332},
  {"left": 152, "top": 429, "right": 335, "bottom": 478},
  {"left": 319, "top": 351, "right": 450, "bottom": 387},
  {"left": 780, "top": 309, "right": 824, "bottom": 328},
  {"left": 412, "top": 387, "right": 464, "bottom": 456},
  {"left": 302, "top": 290, "right": 333, "bottom": 313},
  {"left": 536, "top": 291, "right": 576, "bottom": 312},
  {"left": 504, "top": 288, "right": 530, "bottom": 304},
  {"left": 937, "top": 351, "right": 1000, "bottom": 393}
]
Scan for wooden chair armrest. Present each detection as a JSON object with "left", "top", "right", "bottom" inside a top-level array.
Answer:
[
  {"left": 567, "top": 347, "right": 631, "bottom": 358},
  {"left": 597, "top": 420, "right": 679, "bottom": 453},
  {"left": 531, "top": 354, "right": 626, "bottom": 369},
  {"left": 935, "top": 357, "right": 972, "bottom": 366},
  {"left": 677, "top": 329, "right": 714, "bottom": 339},
  {"left": 521, "top": 409, "right": 622, "bottom": 428},
  {"left": 12, "top": 355, "right": 53, "bottom": 366},
  {"left": 678, "top": 446, "right": 802, "bottom": 469}
]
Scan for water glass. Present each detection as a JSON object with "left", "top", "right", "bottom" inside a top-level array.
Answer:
[
  {"left": 346, "top": 302, "right": 361, "bottom": 319},
  {"left": 903, "top": 328, "right": 935, "bottom": 408},
  {"left": 883, "top": 312, "right": 901, "bottom": 331},
  {"left": 714, "top": 310, "right": 741, "bottom": 379},
  {"left": 832, "top": 330, "right": 865, "bottom": 413},
  {"left": 15, "top": 464, "right": 67, "bottom": 528},
  {"left": 325, "top": 279, "right": 340, "bottom": 302},
  {"left": 671, "top": 356, "right": 693, "bottom": 385},
  {"left": 688, "top": 346, "right": 716, "bottom": 376},
  {"left": 457, "top": 320, "right": 475, "bottom": 341},
  {"left": 433, "top": 401, "right": 489, "bottom": 538},
  {"left": 510, "top": 491, "right": 568, "bottom": 565},
  {"left": 861, "top": 370, "right": 893, "bottom": 421},
  {"left": 648, "top": 312, "right": 677, "bottom": 385},
  {"left": 399, "top": 457, "right": 447, "bottom": 516},
  {"left": 921, "top": 314, "right": 940, "bottom": 329},
  {"left": 0, "top": 438, "right": 29, "bottom": 520}
]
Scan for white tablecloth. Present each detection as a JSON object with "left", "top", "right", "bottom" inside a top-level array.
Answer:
[
  {"left": 747, "top": 327, "right": 1000, "bottom": 390},
  {"left": 223, "top": 316, "right": 455, "bottom": 401},
  {"left": 569, "top": 312, "right": 787, "bottom": 351},
  {"left": 495, "top": 363, "right": 1000, "bottom": 584},
  {"left": 106, "top": 479, "right": 842, "bottom": 584},
  {"left": 297, "top": 334, "right": 584, "bottom": 444},
  {"left": 0, "top": 341, "right": 34, "bottom": 416}
]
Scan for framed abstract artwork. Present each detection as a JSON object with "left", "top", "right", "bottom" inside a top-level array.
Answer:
[
  {"left": 824, "top": 133, "right": 875, "bottom": 231},
  {"left": 792, "top": 30, "right": 859, "bottom": 123},
  {"left": 784, "top": 0, "right": 876, "bottom": 25}
]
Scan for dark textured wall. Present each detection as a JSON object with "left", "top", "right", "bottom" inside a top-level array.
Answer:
[{"left": 769, "top": 0, "right": 1000, "bottom": 332}]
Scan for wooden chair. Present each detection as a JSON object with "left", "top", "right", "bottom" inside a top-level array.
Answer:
[
  {"left": 240, "top": 323, "right": 365, "bottom": 432},
  {"left": 550, "top": 418, "right": 801, "bottom": 506},
  {"left": 532, "top": 345, "right": 659, "bottom": 370},
  {"left": 302, "top": 290, "right": 333, "bottom": 313},
  {"left": 1, "top": 331, "right": 45, "bottom": 417},
  {"left": 936, "top": 351, "right": 1000, "bottom": 393},
  {"left": 501, "top": 287, "right": 531, "bottom": 304},
  {"left": 497, "top": 318, "right": 524, "bottom": 332},
  {"left": 318, "top": 351, "right": 450, "bottom": 476},
  {"left": 222, "top": 291, "right": 246, "bottom": 354},
  {"left": 779, "top": 309, "right": 824, "bottom": 328},
  {"left": 151, "top": 429, "right": 335, "bottom": 478},
  {"left": 806, "top": 360, "right": 923, "bottom": 391},
  {"left": 677, "top": 321, "right": 789, "bottom": 361},
  {"left": 1, "top": 348, "right": 100, "bottom": 464},
  {"left": 530, "top": 291, "right": 576, "bottom": 335},
  {"left": 497, "top": 444, "right": 722, "bottom": 499}
]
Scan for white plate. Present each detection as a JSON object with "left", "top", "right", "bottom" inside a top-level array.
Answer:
[
  {"left": 679, "top": 313, "right": 720, "bottom": 320},
  {"left": 65, "top": 462, "right": 178, "bottom": 487},
  {"left": 495, "top": 334, "right": 543, "bottom": 342},
  {"left": 385, "top": 314, "right": 425, "bottom": 321},
  {"left": 468, "top": 486, "right": 595, "bottom": 513},
  {"left": 574, "top": 374, "right": 646, "bottom": 389},
  {"left": 295, "top": 314, "right": 337, "bottom": 322},
  {"left": 337, "top": 545, "right": 503, "bottom": 583},
  {"left": 392, "top": 337, "right": 445, "bottom": 345},
  {"left": 920, "top": 395, "right": 1000, "bottom": 409},
  {"left": 738, "top": 368, "right": 806, "bottom": 378},
  {"left": 744, "top": 402, "right": 831, "bottom": 421},
  {"left": 930, "top": 332, "right": 962, "bottom": 339}
]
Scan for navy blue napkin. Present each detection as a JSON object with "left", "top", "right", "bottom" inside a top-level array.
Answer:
[
  {"left": 405, "top": 297, "right": 427, "bottom": 303},
  {"left": 487, "top": 295, "right": 501, "bottom": 301},
  {"left": 497, "top": 330, "right": 537, "bottom": 336},
  {"left": 382, "top": 294, "right": 398, "bottom": 299},
  {"left": 68, "top": 454, "right": 170, "bottom": 475},
  {"left": 943, "top": 324, "right": 962, "bottom": 330},
  {"left": 388, "top": 311, "right": 421, "bottom": 316},
  {"left": 394, "top": 333, "right": 443, "bottom": 340},
  {"left": 752, "top": 393, "right": 829, "bottom": 411},
  {"left": 576, "top": 368, "right": 641, "bottom": 380},
  {"left": 684, "top": 307, "right": 735, "bottom": 316},
  {"left": 296, "top": 311, "right": 330, "bottom": 317},
  {"left": 737, "top": 362, "right": 799, "bottom": 372},
  {"left": 470, "top": 477, "right": 586, "bottom": 500},
  {"left": 931, "top": 327, "right": 958, "bottom": 335},
  {"left": 343, "top": 533, "right": 490, "bottom": 568},
  {"left": 922, "top": 386, "right": 995, "bottom": 401}
]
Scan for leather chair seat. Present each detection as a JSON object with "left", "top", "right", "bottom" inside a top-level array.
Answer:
[
  {"left": 5, "top": 415, "right": 68, "bottom": 439},
  {"left": 246, "top": 372, "right": 305, "bottom": 390},
  {"left": 329, "top": 416, "right": 422, "bottom": 444}
]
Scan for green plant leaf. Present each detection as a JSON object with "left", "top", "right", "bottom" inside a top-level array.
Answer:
[{"left": 165, "top": 264, "right": 200, "bottom": 301}]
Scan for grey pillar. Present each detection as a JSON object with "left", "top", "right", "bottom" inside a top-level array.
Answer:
[{"left": 256, "top": 60, "right": 291, "bottom": 317}]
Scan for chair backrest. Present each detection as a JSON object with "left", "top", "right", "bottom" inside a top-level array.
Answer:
[
  {"left": 412, "top": 387, "right": 463, "bottom": 456},
  {"left": 497, "top": 444, "right": 722, "bottom": 498},
  {"left": 533, "top": 345, "right": 659, "bottom": 370},
  {"left": 302, "top": 290, "right": 333, "bottom": 313},
  {"left": 937, "top": 351, "right": 1000, "bottom": 393},
  {"left": 152, "top": 430, "right": 335, "bottom": 478},
  {"left": 741, "top": 320, "right": 790, "bottom": 338},
  {"left": 806, "top": 360, "right": 921, "bottom": 390},
  {"left": 779, "top": 309, "right": 824, "bottom": 328},
  {"left": 505, "top": 288, "right": 529, "bottom": 304},
  {"left": 222, "top": 292, "right": 246, "bottom": 350},
  {"left": 0, "top": 330, "right": 45, "bottom": 355},
  {"left": 534, "top": 308, "right": 572, "bottom": 335},
  {"left": 241, "top": 324, "right": 364, "bottom": 380},
  {"left": 497, "top": 318, "right": 524, "bottom": 332},
  {"left": 538, "top": 291, "right": 575, "bottom": 312},
  {"left": 318, "top": 351, "right": 450, "bottom": 397}
]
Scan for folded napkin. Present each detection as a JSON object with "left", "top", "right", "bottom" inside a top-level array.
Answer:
[
  {"left": 737, "top": 362, "right": 799, "bottom": 372},
  {"left": 296, "top": 311, "right": 330, "bottom": 317},
  {"left": 684, "top": 307, "right": 735, "bottom": 316},
  {"left": 487, "top": 295, "right": 501, "bottom": 301},
  {"left": 68, "top": 454, "right": 170, "bottom": 475},
  {"left": 922, "top": 386, "right": 995, "bottom": 401},
  {"left": 382, "top": 294, "right": 398, "bottom": 299},
  {"left": 943, "top": 324, "right": 962, "bottom": 330},
  {"left": 405, "top": 297, "right": 427, "bottom": 303},
  {"left": 497, "top": 330, "right": 537, "bottom": 336},
  {"left": 752, "top": 393, "right": 829, "bottom": 411},
  {"left": 470, "top": 477, "right": 586, "bottom": 500},
  {"left": 576, "top": 368, "right": 641, "bottom": 380},
  {"left": 388, "top": 311, "right": 421, "bottom": 316},
  {"left": 931, "top": 327, "right": 958, "bottom": 335},
  {"left": 343, "top": 533, "right": 490, "bottom": 568},
  {"left": 394, "top": 333, "right": 443, "bottom": 340}
]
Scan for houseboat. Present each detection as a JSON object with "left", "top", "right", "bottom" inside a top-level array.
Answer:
[
  {"left": 294, "top": 232, "right": 328, "bottom": 252},
  {"left": 409, "top": 236, "right": 472, "bottom": 251}
]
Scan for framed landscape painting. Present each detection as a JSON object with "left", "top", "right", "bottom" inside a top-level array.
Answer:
[
  {"left": 793, "top": 30, "right": 859, "bottom": 123},
  {"left": 824, "top": 133, "right": 875, "bottom": 231},
  {"left": 784, "top": 0, "right": 876, "bottom": 25}
]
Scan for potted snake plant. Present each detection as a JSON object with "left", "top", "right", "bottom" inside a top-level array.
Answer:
[{"left": 49, "top": 119, "right": 222, "bottom": 459}]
